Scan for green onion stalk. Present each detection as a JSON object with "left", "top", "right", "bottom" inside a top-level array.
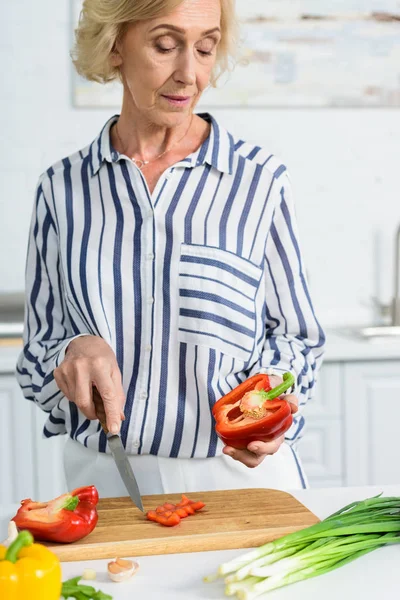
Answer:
[{"left": 204, "top": 494, "right": 400, "bottom": 598}]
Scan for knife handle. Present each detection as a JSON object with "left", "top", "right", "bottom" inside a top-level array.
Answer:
[{"left": 92, "top": 387, "right": 109, "bottom": 435}]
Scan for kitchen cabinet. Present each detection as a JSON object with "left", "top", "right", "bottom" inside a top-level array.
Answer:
[
  {"left": 0, "top": 370, "right": 66, "bottom": 504},
  {"left": 297, "top": 357, "right": 400, "bottom": 489},
  {"left": 0, "top": 374, "right": 36, "bottom": 504},
  {"left": 296, "top": 363, "right": 344, "bottom": 488},
  {"left": 343, "top": 361, "right": 400, "bottom": 486}
]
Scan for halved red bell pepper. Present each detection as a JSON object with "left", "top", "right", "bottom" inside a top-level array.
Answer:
[
  {"left": 12, "top": 486, "right": 99, "bottom": 543},
  {"left": 212, "top": 372, "right": 295, "bottom": 449}
]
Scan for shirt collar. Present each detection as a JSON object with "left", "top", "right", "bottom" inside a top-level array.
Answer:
[
  {"left": 187, "top": 113, "right": 234, "bottom": 175},
  {"left": 89, "top": 115, "right": 119, "bottom": 177},
  {"left": 89, "top": 112, "right": 234, "bottom": 177}
]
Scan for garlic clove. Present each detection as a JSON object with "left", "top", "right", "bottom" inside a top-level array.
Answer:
[
  {"left": 107, "top": 557, "right": 139, "bottom": 582},
  {"left": 82, "top": 568, "right": 97, "bottom": 580}
]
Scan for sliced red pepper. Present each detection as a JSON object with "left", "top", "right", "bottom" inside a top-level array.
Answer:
[
  {"left": 182, "top": 504, "right": 195, "bottom": 515},
  {"left": 146, "top": 510, "right": 159, "bottom": 522},
  {"left": 12, "top": 485, "right": 99, "bottom": 543},
  {"left": 176, "top": 494, "right": 192, "bottom": 507},
  {"left": 191, "top": 501, "right": 205, "bottom": 511},
  {"left": 212, "top": 373, "right": 295, "bottom": 449},
  {"left": 146, "top": 495, "right": 206, "bottom": 527},
  {"left": 155, "top": 513, "right": 181, "bottom": 527}
]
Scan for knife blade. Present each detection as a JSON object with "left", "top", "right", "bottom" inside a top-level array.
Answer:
[{"left": 92, "top": 388, "right": 144, "bottom": 512}]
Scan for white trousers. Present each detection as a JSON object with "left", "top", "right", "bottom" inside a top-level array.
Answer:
[{"left": 64, "top": 438, "right": 308, "bottom": 497}]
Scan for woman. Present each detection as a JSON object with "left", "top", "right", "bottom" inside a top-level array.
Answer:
[{"left": 16, "top": 0, "right": 325, "bottom": 498}]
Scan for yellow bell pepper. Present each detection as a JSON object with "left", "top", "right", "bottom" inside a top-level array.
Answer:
[{"left": 0, "top": 530, "right": 62, "bottom": 600}]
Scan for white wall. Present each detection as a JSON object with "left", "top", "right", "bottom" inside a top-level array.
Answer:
[{"left": 2, "top": 0, "right": 400, "bottom": 328}]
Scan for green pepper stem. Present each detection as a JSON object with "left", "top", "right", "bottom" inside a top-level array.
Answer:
[
  {"left": 4, "top": 530, "right": 34, "bottom": 563},
  {"left": 266, "top": 372, "right": 295, "bottom": 400},
  {"left": 64, "top": 496, "right": 79, "bottom": 511}
]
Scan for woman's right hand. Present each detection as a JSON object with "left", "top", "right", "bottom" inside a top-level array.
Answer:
[{"left": 54, "top": 335, "right": 125, "bottom": 435}]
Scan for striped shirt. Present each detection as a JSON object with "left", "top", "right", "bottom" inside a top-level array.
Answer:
[{"left": 16, "top": 113, "right": 325, "bottom": 459}]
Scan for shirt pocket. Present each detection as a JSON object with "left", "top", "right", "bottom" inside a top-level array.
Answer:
[{"left": 178, "top": 243, "right": 263, "bottom": 362}]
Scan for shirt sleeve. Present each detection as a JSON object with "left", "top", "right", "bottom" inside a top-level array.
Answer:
[
  {"left": 15, "top": 176, "right": 89, "bottom": 414},
  {"left": 248, "top": 171, "right": 326, "bottom": 443}
]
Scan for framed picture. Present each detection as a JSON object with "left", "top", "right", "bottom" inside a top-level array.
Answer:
[{"left": 71, "top": 0, "right": 400, "bottom": 108}]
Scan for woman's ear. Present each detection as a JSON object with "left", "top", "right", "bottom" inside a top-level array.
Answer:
[
  {"left": 110, "top": 49, "right": 123, "bottom": 67},
  {"left": 110, "top": 37, "right": 123, "bottom": 67}
]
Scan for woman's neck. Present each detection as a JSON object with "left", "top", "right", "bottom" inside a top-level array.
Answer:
[{"left": 112, "top": 100, "right": 198, "bottom": 163}]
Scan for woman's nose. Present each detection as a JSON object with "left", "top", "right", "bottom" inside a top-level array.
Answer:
[{"left": 173, "top": 49, "right": 196, "bottom": 86}]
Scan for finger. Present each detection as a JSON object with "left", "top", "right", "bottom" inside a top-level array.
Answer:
[
  {"left": 284, "top": 393, "right": 299, "bottom": 414},
  {"left": 72, "top": 368, "right": 98, "bottom": 420},
  {"left": 223, "top": 445, "right": 267, "bottom": 468},
  {"left": 268, "top": 374, "right": 283, "bottom": 388},
  {"left": 266, "top": 374, "right": 297, "bottom": 407},
  {"left": 247, "top": 435, "right": 285, "bottom": 457},
  {"left": 94, "top": 373, "right": 125, "bottom": 435},
  {"left": 111, "top": 369, "right": 126, "bottom": 419},
  {"left": 54, "top": 367, "right": 72, "bottom": 401}
]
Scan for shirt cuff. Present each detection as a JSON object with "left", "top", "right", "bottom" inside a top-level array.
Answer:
[{"left": 55, "top": 334, "right": 92, "bottom": 367}]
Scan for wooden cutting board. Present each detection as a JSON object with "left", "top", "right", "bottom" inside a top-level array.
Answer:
[
  {"left": 46, "top": 488, "right": 319, "bottom": 562},
  {"left": 0, "top": 338, "right": 22, "bottom": 346}
]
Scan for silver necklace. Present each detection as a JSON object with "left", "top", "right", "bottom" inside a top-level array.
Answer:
[{"left": 114, "top": 115, "right": 194, "bottom": 170}]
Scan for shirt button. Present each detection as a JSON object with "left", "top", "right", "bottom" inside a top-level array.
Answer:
[
  {"left": 148, "top": 297, "right": 154, "bottom": 304},
  {"left": 147, "top": 253, "right": 154, "bottom": 260},
  {"left": 145, "top": 344, "right": 152, "bottom": 352},
  {"left": 133, "top": 440, "right": 140, "bottom": 448},
  {"left": 140, "top": 391, "right": 147, "bottom": 399}
]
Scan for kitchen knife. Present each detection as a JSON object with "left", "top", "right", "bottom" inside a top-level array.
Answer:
[{"left": 92, "top": 388, "right": 144, "bottom": 512}]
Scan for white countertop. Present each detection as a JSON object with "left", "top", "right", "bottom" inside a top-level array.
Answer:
[
  {"left": 1, "top": 331, "right": 400, "bottom": 374},
  {"left": 1, "top": 485, "right": 399, "bottom": 599},
  {"left": 0, "top": 340, "right": 22, "bottom": 372},
  {"left": 324, "top": 329, "right": 400, "bottom": 362}
]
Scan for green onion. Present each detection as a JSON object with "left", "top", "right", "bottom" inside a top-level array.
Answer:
[
  {"left": 225, "top": 576, "right": 264, "bottom": 597},
  {"left": 224, "top": 542, "right": 308, "bottom": 583},
  {"left": 204, "top": 494, "right": 400, "bottom": 597}
]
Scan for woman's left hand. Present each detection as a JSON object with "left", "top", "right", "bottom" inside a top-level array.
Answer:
[{"left": 222, "top": 390, "right": 299, "bottom": 469}]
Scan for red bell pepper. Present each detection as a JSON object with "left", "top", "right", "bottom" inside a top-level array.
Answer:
[
  {"left": 212, "top": 372, "right": 295, "bottom": 449},
  {"left": 12, "top": 485, "right": 99, "bottom": 543}
]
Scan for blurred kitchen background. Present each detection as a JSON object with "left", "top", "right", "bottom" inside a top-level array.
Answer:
[{"left": 1, "top": 0, "right": 400, "bottom": 503}]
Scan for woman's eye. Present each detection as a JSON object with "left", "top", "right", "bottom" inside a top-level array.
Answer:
[
  {"left": 154, "top": 36, "right": 177, "bottom": 53},
  {"left": 156, "top": 45, "right": 176, "bottom": 54},
  {"left": 196, "top": 39, "right": 217, "bottom": 56},
  {"left": 197, "top": 49, "right": 213, "bottom": 56}
]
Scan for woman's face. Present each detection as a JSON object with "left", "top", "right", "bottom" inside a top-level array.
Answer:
[{"left": 112, "top": 0, "right": 221, "bottom": 126}]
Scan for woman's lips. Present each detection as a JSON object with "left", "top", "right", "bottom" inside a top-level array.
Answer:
[{"left": 162, "top": 95, "right": 191, "bottom": 107}]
